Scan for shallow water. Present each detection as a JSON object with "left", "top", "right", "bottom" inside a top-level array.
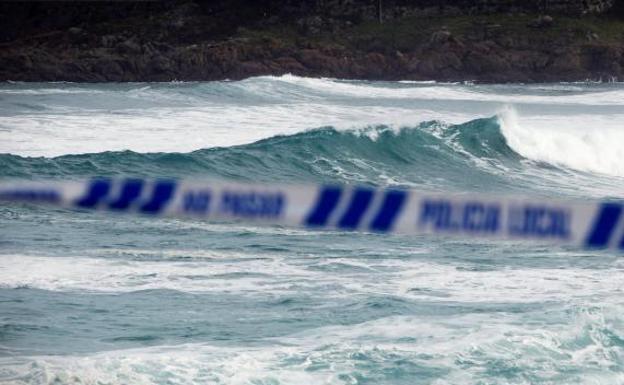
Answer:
[{"left": 1, "top": 76, "right": 624, "bottom": 384}]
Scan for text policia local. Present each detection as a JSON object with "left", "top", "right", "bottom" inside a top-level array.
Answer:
[{"left": 419, "top": 200, "right": 570, "bottom": 239}]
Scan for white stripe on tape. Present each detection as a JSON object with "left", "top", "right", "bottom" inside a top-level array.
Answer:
[{"left": 0, "top": 178, "right": 621, "bottom": 250}]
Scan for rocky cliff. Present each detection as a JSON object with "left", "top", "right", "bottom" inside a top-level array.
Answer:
[{"left": 1, "top": 0, "right": 623, "bottom": 83}]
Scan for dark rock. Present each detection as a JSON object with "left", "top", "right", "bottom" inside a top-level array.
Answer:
[
  {"left": 405, "top": 57, "right": 420, "bottom": 72},
  {"left": 366, "top": 52, "right": 387, "bottom": 67},
  {"left": 438, "top": 51, "right": 462, "bottom": 70},
  {"left": 68, "top": 27, "right": 83, "bottom": 36},
  {"left": 416, "top": 58, "right": 437, "bottom": 77},
  {"left": 273, "top": 56, "right": 306, "bottom": 72},
  {"left": 464, "top": 51, "right": 509, "bottom": 74},
  {"left": 528, "top": 15, "right": 554, "bottom": 28},
  {"left": 235, "top": 61, "right": 270, "bottom": 78},
  {"left": 296, "top": 49, "right": 335, "bottom": 70},
  {"left": 0, "top": 54, "right": 33, "bottom": 76},
  {"left": 67, "top": 27, "right": 88, "bottom": 44},
  {"left": 209, "top": 45, "right": 241, "bottom": 73},
  {"left": 484, "top": 23, "right": 503, "bottom": 39},
  {"left": 364, "top": 52, "right": 388, "bottom": 76},
  {"left": 92, "top": 58, "right": 124, "bottom": 80},
  {"left": 608, "top": 61, "right": 621, "bottom": 75},
  {"left": 22, "top": 54, "right": 33, "bottom": 70},
  {"left": 37, "top": 62, "right": 64, "bottom": 81},
  {"left": 142, "top": 43, "right": 156, "bottom": 56},
  {"left": 542, "top": 15, "right": 555, "bottom": 24},
  {"left": 430, "top": 29, "right": 452, "bottom": 44},
  {"left": 147, "top": 54, "right": 173, "bottom": 74},
  {"left": 586, "top": 31, "right": 600, "bottom": 41},
  {"left": 550, "top": 52, "right": 582, "bottom": 72},
  {"left": 165, "top": 2, "right": 200, "bottom": 29},
  {"left": 297, "top": 16, "right": 324, "bottom": 36},
  {"left": 532, "top": 54, "right": 551, "bottom": 70},
  {"left": 471, "top": 41, "right": 493, "bottom": 54},
  {"left": 153, "top": 41, "right": 174, "bottom": 53},
  {"left": 415, "top": 51, "right": 462, "bottom": 76},
  {"left": 61, "top": 62, "right": 91, "bottom": 81},
  {"left": 348, "top": 61, "right": 368, "bottom": 77},
  {"left": 100, "top": 35, "right": 120, "bottom": 48},
  {"left": 394, "top": 50, "right": 409, "bottom": 69},
  {"left": 583, "top": 44, "right": 622, "bottom": 71},
  {"left": 116, "top": 39, "right": 142, "bottom": 55},
  {"left": 496, "top": 36, "right": 515, "bottom": 49}
]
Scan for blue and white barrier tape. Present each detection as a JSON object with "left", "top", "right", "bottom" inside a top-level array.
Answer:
[{"left": 0, "top": 178, "right": 622, "bottom": 250}]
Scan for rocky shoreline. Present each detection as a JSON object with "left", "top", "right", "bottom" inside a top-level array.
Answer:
[{"left": 2, "top": 1, "right": 624, "bottom": 83}]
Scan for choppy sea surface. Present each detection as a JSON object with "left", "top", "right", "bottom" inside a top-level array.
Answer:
[{"left": 1, "top": 75, "right": 624, "bottom": 384}]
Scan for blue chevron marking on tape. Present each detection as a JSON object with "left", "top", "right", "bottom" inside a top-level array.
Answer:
[
  {"left": 369, "top": 190, "right": 407, "bottom": 232},
  {"left": 140, "top": 180, "right": 176, "bottom": 214},
  {"left": 75, "top": 179, "right": 111, "bottom": 208},
  {"left": 305, "top": 186, "right": 342, "bottom": 226},
  {"left": 338, "top": 188, "right": 374, "bottom": 230},
  {"left": 585, "top": 203, "right": 622, "bottom": 248},
  {"left": 618, "top": 232, "right": 624, "bottom": 250},
  {"left": 109, "top": 179, "right": 144, "bottom": 210}
]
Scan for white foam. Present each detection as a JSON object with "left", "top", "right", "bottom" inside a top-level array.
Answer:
[
  {"left": 3, "top": 307, "right": 624, "bottom": 385},
  {"left": 0, "top": 88, "right": 107, "bottom": 95},
  {"left": 499, "top": 106, "right": 624, "bottom": 177},
  {"left": 0, "top": 345, "right": 333, "bottom": 385},
  {"left": 0, "top": 104, "right": 467, "bottom": 157},
  {"left": 0, "top": 254, "right": 318, "bottom": 294},
  {"left": 3, "top": 249, "right": 624, "bottom": 306},
  {"left": 258, "top": 74, "right": 624, "bottom": 105},
  {"left": 391, "top": 257, "right": 624, "bottom": 303}
]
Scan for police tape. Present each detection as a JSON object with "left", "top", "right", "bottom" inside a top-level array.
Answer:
[{"left": 0, "top": 178, "right": 622, "bottom": 250}]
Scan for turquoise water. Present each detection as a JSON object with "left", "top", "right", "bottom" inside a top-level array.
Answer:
[{"left": 1, "top": 76, "right": 624, "bottom": 384}]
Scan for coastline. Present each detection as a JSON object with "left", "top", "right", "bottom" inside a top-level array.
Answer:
[{"left": 2, "top": 2, "right": 624, "bottom": 83}]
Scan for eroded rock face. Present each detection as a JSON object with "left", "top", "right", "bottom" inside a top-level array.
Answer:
[{"left": 0, "top": 1, "right": 622, "bottom": 83}]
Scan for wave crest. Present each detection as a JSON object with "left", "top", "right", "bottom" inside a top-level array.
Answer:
[{"left": 0, "top": 117, "right": 529, "bottom": 190}]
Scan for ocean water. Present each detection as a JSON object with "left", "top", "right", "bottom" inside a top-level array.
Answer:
[{"left": 1, "top": 75, "right": 624, "bottom": 384}]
